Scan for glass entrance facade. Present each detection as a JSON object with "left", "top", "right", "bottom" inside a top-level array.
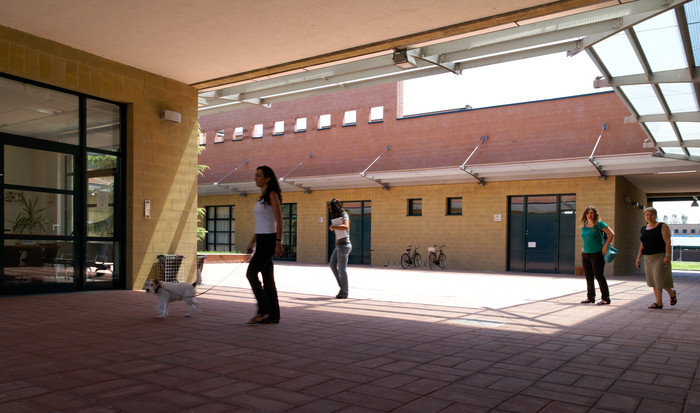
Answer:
[{"left": 0, "top": 75, "right": 125, "bottom": 294}]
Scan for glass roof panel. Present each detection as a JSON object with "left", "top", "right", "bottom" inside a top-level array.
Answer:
[
  {"left": 621, "top": 84, "right": 664, "bottom": 115},
  {"left": 646, "top": 122, "right": 677, "bottom": 142},
  {"left": 660, "top": 147, "right": 686, "bottom": 155},
  {"left": 685, "top": 0, "right": 700, "bottom": 67},
  {"left": 688, "top": 148, "right": 700, "bottom": 156},
  {"left": 591, "top": 33, "right": 643, "bottom": 77},
  {"left": 635, "top": 11, "right": 687, "bottom": 72},
  {"left": 660, "top": 83, "right": 699, "bottom": 112},
  {"left": 677, "top": 122, "right": 700, "bottom": 141}
]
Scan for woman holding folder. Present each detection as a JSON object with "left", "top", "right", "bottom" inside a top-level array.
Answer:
[{"left": 328, "top": 199, "right": 351, "bottom": 299}]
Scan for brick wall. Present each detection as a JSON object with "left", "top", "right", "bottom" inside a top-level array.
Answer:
[
  {"left": 1, "top": 25, "right": 200, "bottom": 288},
  {"left": 198, "top": 83, "right": 649, "bottom": 186}
]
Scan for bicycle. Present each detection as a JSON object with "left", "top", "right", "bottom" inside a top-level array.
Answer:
[
  {"left": 428, "top": 245, "right": 447, "bottom": 270},
  {"left": 400, "top": 245, "right": 422, "bottom": 269}
]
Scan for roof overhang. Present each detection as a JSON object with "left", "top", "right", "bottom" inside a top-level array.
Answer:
[{"left": 198, "top": 153, "right": 700, "bottom": 196}]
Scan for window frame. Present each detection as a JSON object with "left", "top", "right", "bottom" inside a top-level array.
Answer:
[
  {"left": 408, "top": 198, "right": 423, "bottom": 216},
  {"left": 446, "top": 197, "right": 463, "bottom": 216},
  {"left": 294, "top": 117, "right": 307, "bottom": 133},
  {"left": 273, "top": 121, "right": 285, "bottom": 136},
  {"left": 233, "top": 126, "right": 244, "bottom": 141},
  {"left": 369, "top": 106, "right": 384, "bottom": 123},
  {"left": 214, "top": 129, "right": 225, "bottom": 143},
  {"left": 343, "top": 110, "right": 357, "bottom": 126},
  {"left": 318, "top": 113, "right": 331, "bottom": 130},
  {"left": 205, "top": 205, "right": 236, "bottom": 252},
  {"left": 252, "top": 123, "right": 264, "bottom": 139}
]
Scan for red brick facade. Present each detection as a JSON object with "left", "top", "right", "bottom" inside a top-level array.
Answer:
[{"left": 198, "top": 82, "right": 648, "bottom": 184}]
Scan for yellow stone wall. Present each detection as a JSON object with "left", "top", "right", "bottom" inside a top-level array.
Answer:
[
  {"left": 1, "top": 25, "right": 200, "bottom": 288},
  {"left": 199, "top": 175, "right": 643, "bottom": 276}
]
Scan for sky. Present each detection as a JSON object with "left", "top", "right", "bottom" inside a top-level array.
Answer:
[
  {"left": 402, "top": 51, "right": 609, "bottom": 115},
  {"left": 653, "top": 200, "right": 700, "bottom": 224},
  {"left": 402, "top": 51, "right": 699, "bottom": 224}
]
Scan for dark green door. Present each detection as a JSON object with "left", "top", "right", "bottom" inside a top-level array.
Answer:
[{"left": 508, "top": 194, "right": 576, "bottom": 273}]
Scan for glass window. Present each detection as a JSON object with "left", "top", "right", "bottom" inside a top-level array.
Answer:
[
  {"left": 214, "top": 129, "right": 225, "bottom": 143},
  {"left": 87, "top": 99, "right": 121, "bottom": 151},
  {"left": 0, "top": 77, "right": 79, "bottom": 143},
  {"left": 446, "top": 197, "right": 462, "bottom": 215},
  {"left": 198, "top": 132, "right": 206, "bottom": 145},
  {"left": 233, "top": 126, "right": 244, "bottom": 140},
  {"left": 205, "top": 205, "right": 236, "bottom": 251},
  {"left": 295, "top": 117, "right": 307, "bottom": 132},
  {"left": 683, "top": 229, "right": 687, "bottom": 234},
  {"left": 408, "top": 199, "right": 422, "bottom": 216},
  {"left": 318, "top": 114, "right": 331, "bottom": 129},
  {"left": 343, "top": 110, "right": 357, "bottom": 126},
  {"left": 273, "top": 121, "right": 284, "bottom": 135},
  {"left": 370, "top": 106, "right": 384, "bottom": 122},
  {"left": 252, "top": 124, "right": 263, "bottom": 138},
  {"left": 87, "top": 152, "right": 117, "bottom": 238}
]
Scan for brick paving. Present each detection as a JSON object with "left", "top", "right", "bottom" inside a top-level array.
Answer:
[{"left": 1, "top": 263, "right": 699, "bottom": 412}]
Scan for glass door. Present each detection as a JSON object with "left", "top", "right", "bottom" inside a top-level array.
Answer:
[{"left": 1, "top": 140, "right": 78, "bottom": 292}]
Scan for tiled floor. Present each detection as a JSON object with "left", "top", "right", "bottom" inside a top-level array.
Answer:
[{"left": 1, "top": 263, "right": 699, "bottom": 412}]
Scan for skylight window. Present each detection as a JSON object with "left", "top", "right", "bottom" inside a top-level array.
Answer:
[
  {"left": 620, "top": 84, "right": 664, "bottom": 115},
  {"left": 592, "top": 33, "right": 644, "bottom": 77},
  {"left": 659, "top": 83, "right": 699, "bottom": 113},
  {"left": 646, "top": 122, "right": 677, "bottom": 143},
  {"left": 635, "top": 10, "right": 687, "bottom": 73},
  {"left": 677, "top": 122, "right": 700, "bottom": 141}
]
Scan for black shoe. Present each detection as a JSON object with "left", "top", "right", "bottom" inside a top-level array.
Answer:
[
  {"left": 580, "top": 299, "right": 595, "bottom": 304},
  {"left": 336, "top": 294, "right": 348, "bottom": 299},
  {"left": 596, "top": 300, "right": 610, "bottom": 305},
  {"left": 260, "top": 318, "right": 279, "bottom": 324}
]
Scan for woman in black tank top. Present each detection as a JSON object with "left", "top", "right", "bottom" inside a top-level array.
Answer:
[{"left": 636, "top": 207, "right": 676, "bottom": 309}]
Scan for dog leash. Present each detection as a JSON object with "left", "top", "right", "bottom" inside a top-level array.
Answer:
[{"left": 193, "top": 254, "right": 253, "bottom": 297}]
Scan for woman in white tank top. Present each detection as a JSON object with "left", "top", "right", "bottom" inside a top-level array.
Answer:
[{"left": 246, "top": 166, "right": 283, "bottom": 324}]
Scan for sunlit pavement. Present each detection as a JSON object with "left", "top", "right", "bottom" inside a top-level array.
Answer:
[{"left": 1, "top": 263, "right": 699, "bottom": 412}]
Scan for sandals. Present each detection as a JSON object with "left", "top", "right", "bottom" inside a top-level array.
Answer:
[
  {"left": 580, "top": 299, "right": 595, "bottom": 304},
  {"left": 671, "top": 290, "right": 678, "bottom": 306},
  {"left": 248, "top": 314, "right": 269, "bottom": 324},
  {"left": 648, "top": 303, "right": 663, "bottom": 309}
]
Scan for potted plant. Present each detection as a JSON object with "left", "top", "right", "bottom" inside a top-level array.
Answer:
[{"left": 10, "top": 196, "right": 52, "bottom": 235}]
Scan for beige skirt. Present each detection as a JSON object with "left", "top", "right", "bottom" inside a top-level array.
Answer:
[{"left": 644, "top": 253, "right": 674, "bottom": 289}]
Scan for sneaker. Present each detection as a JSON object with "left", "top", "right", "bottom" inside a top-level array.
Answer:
[{"left": 248, "top": 314, "right": 269, "bottom": 324}]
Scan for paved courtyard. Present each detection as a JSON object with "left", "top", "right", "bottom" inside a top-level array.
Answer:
[{"left": 1, "top": 263, "right": 699, "bottom": 412}]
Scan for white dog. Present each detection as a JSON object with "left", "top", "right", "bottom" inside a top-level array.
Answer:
[{"left": 143, "top": 279, "right": 199, "bottom": 318}]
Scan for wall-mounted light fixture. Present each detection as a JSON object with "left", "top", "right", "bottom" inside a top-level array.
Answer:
[
  {"left": 692, "top": 196, "right": 699, "bottom": 207},
  {"left": 160, "top": 110, "right": 181, "bottom": 123}
]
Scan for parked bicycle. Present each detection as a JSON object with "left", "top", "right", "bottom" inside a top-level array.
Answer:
[
  {"left": 428, "top": 244, "right": 447, "bottom": 270},
  {"left": 400, "top": 245, "right": 422, "bottom": 269}
]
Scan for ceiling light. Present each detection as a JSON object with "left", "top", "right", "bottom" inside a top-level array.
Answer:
[{"left": 656, "top": 170, "right": 697, "bottom": 174}]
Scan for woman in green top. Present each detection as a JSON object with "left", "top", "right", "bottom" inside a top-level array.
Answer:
[{"left": 580, "top": 206, "right": 615, "bottom": 305}]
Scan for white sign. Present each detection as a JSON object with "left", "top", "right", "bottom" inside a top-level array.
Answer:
[
  {"left": 528, "top": 242, "right": 536, "bottom": 248},
  {"left": 494, "top": 213, "right": 502, "bottom": 221}
]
